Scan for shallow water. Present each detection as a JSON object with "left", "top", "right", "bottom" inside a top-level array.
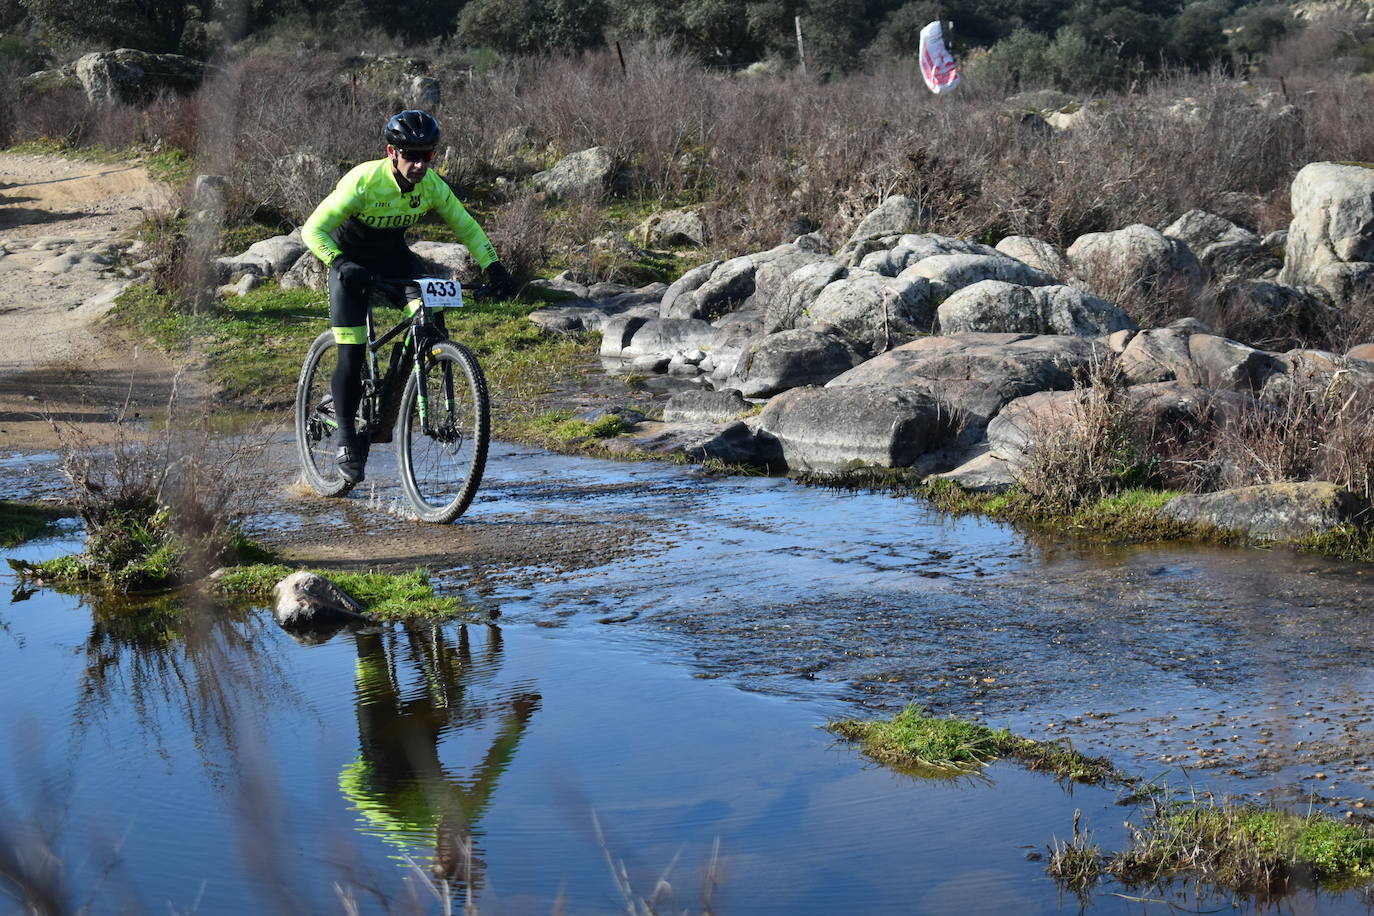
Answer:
[
  {"left": 2, "top": 548, "right": 1126, "bottom": 914},
  {"left": 9, "top": 441, "right": 1374, "bottom": 911}
]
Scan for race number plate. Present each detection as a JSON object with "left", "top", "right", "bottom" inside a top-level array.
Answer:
[{"left": 416, "top": 277, "right": 464, "bottom": 311}]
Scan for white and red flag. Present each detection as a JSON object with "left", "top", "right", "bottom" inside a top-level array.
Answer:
[{"left": 919, "top": 21, "right": 960, "bottom": 94}]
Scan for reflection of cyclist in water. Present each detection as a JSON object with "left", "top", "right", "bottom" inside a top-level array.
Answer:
[{"left": 339, "top": 624, "right": 538, "bottom": 887}]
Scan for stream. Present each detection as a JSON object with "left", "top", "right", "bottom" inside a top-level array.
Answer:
[{"left": 5, "top": 442, "right": 1374, "bottom": 913}]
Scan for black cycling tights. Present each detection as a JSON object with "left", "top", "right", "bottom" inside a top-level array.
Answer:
[{"left": 332, "top": 342, "right": 365, "bottom": 448}]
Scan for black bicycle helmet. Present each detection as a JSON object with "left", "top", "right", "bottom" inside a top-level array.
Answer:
[{"left": 384, "top": 109, "right": 441, "bottom": 150}]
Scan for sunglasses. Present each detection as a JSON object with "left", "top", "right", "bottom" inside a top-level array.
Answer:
[{"left": 395, "top": 148, "right": 435, "bottom": 163}]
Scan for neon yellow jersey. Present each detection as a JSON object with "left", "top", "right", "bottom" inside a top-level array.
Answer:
[{"left": 302, "top": 158, "right": 498, "bottom": 269}]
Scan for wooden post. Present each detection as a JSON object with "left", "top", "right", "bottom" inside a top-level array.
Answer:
[
  {"left": 615, "top": 40, "right": 626, "bottom": 76},
  {"left": 795, "top": 16, "right": 807, "bottom": 74}
]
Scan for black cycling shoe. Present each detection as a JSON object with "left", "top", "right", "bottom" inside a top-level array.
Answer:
[{"left": 337, "top": 445, "right": 366, "bottom": 484}]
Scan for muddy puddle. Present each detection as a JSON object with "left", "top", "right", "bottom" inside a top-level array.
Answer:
[{"left": 8, "top": 442, "right": 1374, "bottom": 910}]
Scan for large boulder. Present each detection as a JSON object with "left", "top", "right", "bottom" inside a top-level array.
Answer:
[
  {"left": 847, "top": 195, "right": 929, "bottom": 243},
  {"left": 829, "top": 332, "right": 1108, "bottom": 432},
  {"left": 1261, "top": 348, "right": 1374, "bottom": 410},
  {"left": 622, "top": 318, "right": 716, "bottom": 358},
  {"left": 533, "top": 146, "right": 615, "bottom": 199},
  {"left": 410, "top": 241, "right": 482, "bottom": 282},
  {"left": 527, "top": 286, "right": 662, "bottom": 333},
  {"left": 841, "top": 233, "right": 998, "bottom": 270},
  {"left": 936, "top": 281, "right": 1040, "bottom": 335},
  {"left": 899, "top": 253, "right": 1057, "bottom": 291},
  {"left": 678, "top": 256, "right": 755, "bottom": 320},
  {"left": 634, "top": 209, "right": 708, "bottom": 248},
  {"left": 1312, "top": 261, "right": 1374, "bottom": 304},
  {"left": 659, "top": 259, "right": 722, "bottom": 318},
  {"left": 603, "top": 420, "right": 780, "bottom": 469},
  {"left": 1212, "top": 280, "right": 1325, "bottom": 350},
  {"left": 937, "top": 281, "right": 1135, "bottom": 336},
  {"left": 1118, "top": 327, "right": 1198, "bottom": 384},
  {"left": 807, "top": 273, "right": 934, "bottom": 351},
  {"left": 662, "top": 389, "right": 751, "bottom": 423},
  {"left": 755, "top": 385, "right": 952, "bottom": 471},
  {"left": 245, "top": 231, "right": 308, "bottom": 277},
  {"left": 1067, "top": 223, "right": 1203, "bottom": 300},
  {"left": 987, "top": 381, "right": 1222, "bottom": 462},
  {"left": 1032, "top": 285, "right": 1137, "bottom": 336},
  {"left": 599, "top": 315, "right": 650, "bottom": 357},
  {"left": 763, "top": 259, "right": 848, "bottom": 333},
  {"left": 74, "top": 49, "right": 205, "bottom": 105},
  {"left": 995, "top": 235, "right": 1068, "bottom": 279},
  {"left": 1163, "top": 210, "right": 1268, "bottom": 279},
  {"left": 728, "top": 328, "right": 868, "bottom": 398},
  {"left": 280, "top": 252, "right": 326, "bottom": 291},
  {"left": 1280, "top": 162, "right": 1374, "bottom": 289},
  {"left": 1187, "top": 334, "right": 1281, "bottom": 391},
  {"left": 1159, "top": 482, "right": 1370, "bottom": 541},
  {"left": 748, "top": 244, "right": 832, "bottom": 311}
]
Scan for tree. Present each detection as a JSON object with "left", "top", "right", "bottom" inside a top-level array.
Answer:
[
  {"left": 1167, "top": 0, "right": 1229, "bottom": 66},
  {"left": 968, "top": 26, "right": 1051, "bottom": 93},
  {"left": 22, "top": 0, "right": 202, "bottom": 52},
  {"left": 1228, "top": 5, "right": 1290, "bottom": 62},
  {"left": 457, "top": 0, "right": 608, "bottom": 53},
  {"left": 864, "top": 1, "right": 943, "bottom": 63},
  {"left": 1046, "top": 25, "right": 1117, "bottom": 90}
]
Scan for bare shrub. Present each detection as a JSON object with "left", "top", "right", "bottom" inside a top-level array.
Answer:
[
  {"left": 46, "top": 378, "right": 275, "bottom": 589},
  {"left": 486, "top": 192, "right": 552, "bottom": 285},
  {"left": 1196, "top": 369, "right": 1374, "bottom": 500},
  {"left": 1016, "top": 359, "right": 1162, "bottom": 512},
  {"left": 1067, "top": 246, "right": 1203, "bottom": 329}
]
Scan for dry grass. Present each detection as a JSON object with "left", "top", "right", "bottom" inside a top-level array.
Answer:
[
  {"left": 1014, "top": 358, "right": 1163, "bottom": 513},
  {"left": 11, "top": 48, "right": 1374, "bottom": 263},
  {"left": 37, "top": 373, "right": 276, "bottom": 588}
]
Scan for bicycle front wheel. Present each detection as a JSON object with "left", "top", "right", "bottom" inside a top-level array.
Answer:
[
  {"left": 294, "top": 330, "right": 354, "bottom": 498},
  {"left": 397, "top": 340, "right": 490, "bottom": 523}
]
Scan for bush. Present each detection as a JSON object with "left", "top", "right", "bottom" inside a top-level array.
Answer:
[
  {"left": 1015, "top": 359, "right": 1163, "bottom": 514},
  {"left": 38, "top": 385, "right": 275, "bottom": 590}
]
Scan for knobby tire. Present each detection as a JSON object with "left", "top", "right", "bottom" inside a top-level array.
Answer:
[
  {"left": 294, "top": 330, "right": 354, "bottom": 498},
  {"left": 397, "top": 339, "right": 489, "bottom": 523}
]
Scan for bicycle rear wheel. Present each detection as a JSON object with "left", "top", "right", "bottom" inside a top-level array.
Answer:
[
  {"left": 397, "top": 340, "right": 489, "bottom": 523},
  {"left": 294, "top": 330, "right": 354, "bottom": 497}
]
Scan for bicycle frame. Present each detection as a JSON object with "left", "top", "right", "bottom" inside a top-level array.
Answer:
[{"left": 358, "top": 281, "right": 460, "bottom": 443}]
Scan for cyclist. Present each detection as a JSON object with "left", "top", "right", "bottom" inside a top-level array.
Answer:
[{"left": 302, "top": 109, "right": 516, "bottom": 484}]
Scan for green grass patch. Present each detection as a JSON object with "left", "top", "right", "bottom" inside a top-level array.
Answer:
[
  {"left": 0, "top": 500, "right": 69, "bottom": 547},
  {"left": 111, "top": 282, "right": 325, "bottom": 407},
  {"left": 830, "top": 704, "right": 1120, "bottom": 784},
  {"left": 113, "top": 281, "right": 599, "bottom": 419},
  {"left": 1295, "top": 524, "right": 1374, "bottom": 563},
  {"left": 1057, "top": 795, "right": 1374, "bottom": 897},
  {"left": 212, "top": 564, "right": 477, "bottom": 621},
  {"left": 510, "top": 409, "right": 627, "bottom": 448},
  {"left": 13, "top": 516, "right": 271, "bottom": 592}
]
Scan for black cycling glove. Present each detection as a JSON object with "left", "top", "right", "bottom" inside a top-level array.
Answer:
[
  {"left": 485, "top": 261, "right": 517, "bottom": 299},
  {"left": 334, "top": 257, "right": 371, "bottom": 289}
]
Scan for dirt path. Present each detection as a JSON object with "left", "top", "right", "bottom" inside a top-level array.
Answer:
[{"left": 0, "top": 151, "right": 190, "bottom": 448}]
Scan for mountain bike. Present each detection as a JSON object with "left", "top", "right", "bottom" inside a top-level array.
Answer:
[{"left": 294, "top": 277, "right": 490, "bottom": 524}]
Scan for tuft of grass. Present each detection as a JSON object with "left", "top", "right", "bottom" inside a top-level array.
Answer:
[
  {"left": 1047, "top": 809, "right": 1105, "bottom": 892},
  {"left": 510, "top": 409, "right": 628, "bottom": 448},
  {"left": 1103, "top": 794, "right": 1374, "bottom": 896},
  {"left": 212, "top": 564, "right": 478, "bottom": 621},
  {"left": 830, "top": 704, "right": 1121, "bottom": 783},
  {"left": 0, "top": 500, "right": 69, "bottom": 547}
]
